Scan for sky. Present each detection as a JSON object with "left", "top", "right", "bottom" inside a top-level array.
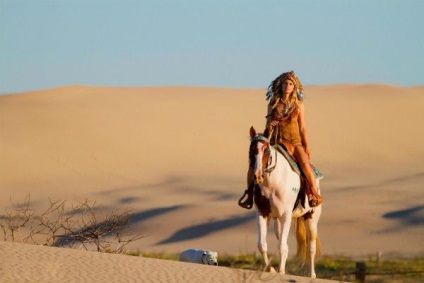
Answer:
[{"left": 1, "top": 0, "right": 423, "bottom": 94}]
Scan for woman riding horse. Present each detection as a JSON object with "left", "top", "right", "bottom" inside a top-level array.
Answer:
[{"left": 239, "top": 70, "right": 322, "bottom": 209}]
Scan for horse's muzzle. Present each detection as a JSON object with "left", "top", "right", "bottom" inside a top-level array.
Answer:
[{"left": 254, "top": 172, "right": 264, "bottom": 184}]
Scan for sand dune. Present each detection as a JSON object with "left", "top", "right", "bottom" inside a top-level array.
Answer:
[
  {"left": 1, "top": 85, "right": 423, "bottom": 260},
  {"left": 1, "top": 241, "right": 346, "bottom": 282}
]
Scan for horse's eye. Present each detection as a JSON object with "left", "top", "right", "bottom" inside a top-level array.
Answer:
[{"left": 264, "top": 147, "right": 270, "bottom": 155}]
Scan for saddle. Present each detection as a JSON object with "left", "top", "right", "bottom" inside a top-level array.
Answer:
[{"left": 273, "top": 143, "right": 324, "bottom": 180}]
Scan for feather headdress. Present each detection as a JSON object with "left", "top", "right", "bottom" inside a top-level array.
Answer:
[{"left": 265, "top": 70, "right": 304, "bottom": 101}]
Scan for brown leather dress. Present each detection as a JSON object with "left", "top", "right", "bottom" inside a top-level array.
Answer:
[{"left": 269, "top": 102, "right": 302, "bottom": 147}]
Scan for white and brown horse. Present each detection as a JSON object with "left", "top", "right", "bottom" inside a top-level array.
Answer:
[{"left": 248, "top": 126, "right": 322, "bottom": 277}]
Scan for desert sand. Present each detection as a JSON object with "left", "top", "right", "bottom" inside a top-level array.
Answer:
[
  {"left": 0, "top": 85, "right": 423, "bottom": 281},
  {"left": 1, "top": 241, "right": 346, "bottom": 282}
]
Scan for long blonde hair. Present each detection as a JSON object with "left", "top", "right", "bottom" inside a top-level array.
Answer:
[
  {"left": 266, "top": 70, "right": 304, "bottom": 118},
  {"left": 268, "top": 79, "right": 301, "bottom": 121},
  {"left": 269, "top": 84, "right": 300, "bottom": 109}
]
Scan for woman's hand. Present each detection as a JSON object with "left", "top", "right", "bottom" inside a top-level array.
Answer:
[{"left": 267, "top": 120, "right": 279, "bottom": 127}]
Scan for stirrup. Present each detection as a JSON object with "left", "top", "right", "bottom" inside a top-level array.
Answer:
[{"left": 238, "top": 190, "right": 253, "bottom": 209}]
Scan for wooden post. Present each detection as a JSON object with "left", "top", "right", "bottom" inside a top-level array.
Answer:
[
  {"left": 356, "top": 261, "right": 366, "bottom": 283},
  {"left": 376, "top": 251, "right": 382, "bottom": 267}
]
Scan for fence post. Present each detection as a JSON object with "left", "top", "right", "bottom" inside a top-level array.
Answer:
[
  {"left": 356, "top": 261, "right": 366, "bottom": 283},
  {"left": 376, "top": 251, "right": 382, "bottom": 267}
]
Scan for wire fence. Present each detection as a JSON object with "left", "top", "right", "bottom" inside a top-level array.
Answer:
[{"left": 318, "top": 261, "right": 424, "bottom": 283}]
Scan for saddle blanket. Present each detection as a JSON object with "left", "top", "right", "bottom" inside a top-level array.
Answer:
[{"left": 274, "top": 144, "right": 324, "bottom": 180}]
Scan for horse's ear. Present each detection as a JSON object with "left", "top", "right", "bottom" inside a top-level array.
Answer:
[{"left": 250, "top": 126, "right": 256, "bottom": 138}]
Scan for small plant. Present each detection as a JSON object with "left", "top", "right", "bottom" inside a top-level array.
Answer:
[
  {"left": 0, "top": 195, "right": 145, "bottom": 253},
  {"left": 138, "top": 252, "right": 424, "bottom": 282}
]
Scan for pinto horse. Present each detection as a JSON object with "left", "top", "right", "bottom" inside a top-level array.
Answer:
[{"left": 248, "top": 126, "right": 322, "bottom": 277}]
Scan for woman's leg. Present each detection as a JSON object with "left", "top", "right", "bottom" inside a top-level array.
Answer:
[{"left": 294, "top": 146, "right": 322, "bottom": 207}]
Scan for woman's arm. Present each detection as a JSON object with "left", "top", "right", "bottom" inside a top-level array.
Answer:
[
  {"left": 266, "top": 103, "right": 279, "bottom": 128},
  {"left": 298, "top": 102, "right": 311, "bottom": 159}
]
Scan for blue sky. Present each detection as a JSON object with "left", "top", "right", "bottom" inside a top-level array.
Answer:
[{"left": 1, "top": 0, "right": 423, "bottom": 94}]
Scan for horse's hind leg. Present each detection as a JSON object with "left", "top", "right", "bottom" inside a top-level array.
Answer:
[{"left": 305, "top": 209, "right": 321, "bottom": 278}]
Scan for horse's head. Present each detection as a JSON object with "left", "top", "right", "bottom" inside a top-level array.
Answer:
[{"left": 249, "top": 126, "right": 272, "bottom": 184}]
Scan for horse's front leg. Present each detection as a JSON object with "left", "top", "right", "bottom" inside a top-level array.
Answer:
[
  {"left": 257, "top": 214, "right": 273, "bottom": 271},
  {"left": 277, "top": 213, "right": 292, "bottom": 274}
]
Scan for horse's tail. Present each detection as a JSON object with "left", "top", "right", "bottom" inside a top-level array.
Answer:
[
  {"left": 294, "top": 217, "right": 307, "bottom": 265},
  {"left": 294, "top": 217, "right": 321, "bottom": 266}
]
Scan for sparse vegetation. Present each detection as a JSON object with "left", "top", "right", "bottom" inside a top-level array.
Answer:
[
  {"left": 0, "top": 195, "right": 144, "bottom": 253},
  {"left": 137, "top": 252, "right": 424, "bottom": 283}
]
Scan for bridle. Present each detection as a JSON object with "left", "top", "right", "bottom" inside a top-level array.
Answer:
[{"left": 250, "top": 135, "right": 278, "bottom": 175}]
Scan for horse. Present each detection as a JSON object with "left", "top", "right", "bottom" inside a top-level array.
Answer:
[{"left": 248, "top": 126, "right": 322, "bottom": 278}]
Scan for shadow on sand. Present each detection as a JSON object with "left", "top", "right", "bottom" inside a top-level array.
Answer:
[
  {"left": 383, "top": 205, "right": 424, "bottom": 226},
  {"left": 130, "top": 205, "right": 186, "bottom": 224},
  {"left": 156, "top": 213, "right": 256, "bottom": 245},
  {"left": 332, "top": 172, "right": 424, "bottom": 192}
]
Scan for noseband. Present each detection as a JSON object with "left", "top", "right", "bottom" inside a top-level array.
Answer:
[{"left": 250, "top": 135, "right": 278, "bottom": 174}]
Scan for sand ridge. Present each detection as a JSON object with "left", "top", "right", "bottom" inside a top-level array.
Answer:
[{"left": 0, "top": 241, "right": 347, "bottom": 282}]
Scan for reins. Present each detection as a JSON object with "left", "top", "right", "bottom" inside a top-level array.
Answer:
[
  {"left": 264, "top": 150, "right": 277, "bottom": 174},
  {"left": 250, "top": 135, "right": 278, "bottom": 175}
]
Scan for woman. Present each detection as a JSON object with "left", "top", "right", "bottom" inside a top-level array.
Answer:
[{"left": 238, "top": 70, "right": 322, "bottom": 209}]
